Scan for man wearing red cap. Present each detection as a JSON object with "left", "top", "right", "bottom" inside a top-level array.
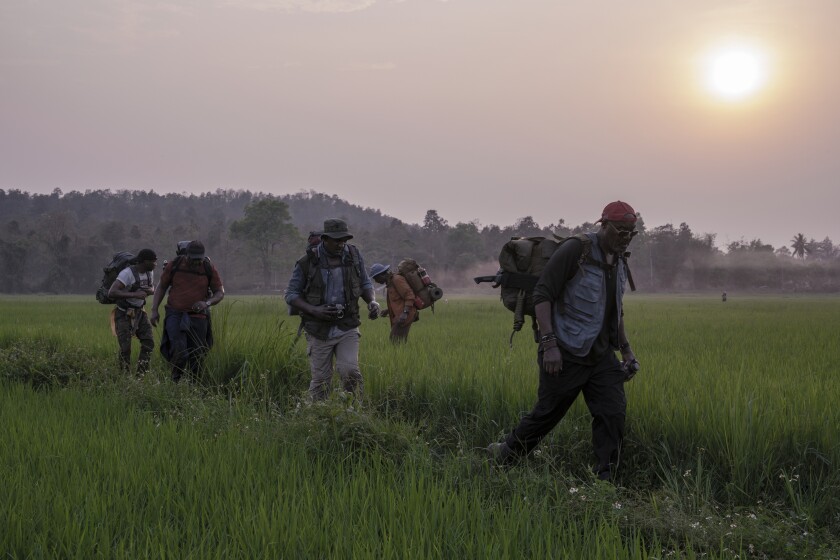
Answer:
[{"left": 488, "top": 201, "right": 640, "bottom": 481}]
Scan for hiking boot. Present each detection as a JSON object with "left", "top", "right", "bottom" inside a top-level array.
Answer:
[{"left": 486, "top": 441, "right": 514, "bottom": 466}]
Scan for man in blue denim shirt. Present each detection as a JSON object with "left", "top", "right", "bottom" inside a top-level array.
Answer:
[
  {"left": 285, "top": 219, "right": 380, "bottom": 400},
  {"left": 488, "top": 201, "right": 640, "bottom": 480}
]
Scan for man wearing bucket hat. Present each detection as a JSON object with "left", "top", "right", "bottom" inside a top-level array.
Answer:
[
  {"left": 488, "top": 201, "right": 640, "bottom": 481},
  {"left": 370, "top": 262, "right": 418, "bottom": 344},
  {"left": 285, "top": 219, "right": 381, "bottom": 400}
]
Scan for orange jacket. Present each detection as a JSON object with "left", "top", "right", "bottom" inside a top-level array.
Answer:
[{"left": 385, "top": 273, "right": 417, "bottom": 326}]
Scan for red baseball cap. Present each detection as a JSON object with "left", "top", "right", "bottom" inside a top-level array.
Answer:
[{"left": 597, "top": 201, "right": 637, "bottom": 223}]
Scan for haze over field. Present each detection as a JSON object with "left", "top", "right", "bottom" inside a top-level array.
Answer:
[{"left": 2, "top": 0, "right": 839, "bottom": 250}]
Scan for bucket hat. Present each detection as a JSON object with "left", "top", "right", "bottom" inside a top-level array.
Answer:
[
  {"left": 321, "top": 219, "right": 353, "bottom": 240},
  {"left": 369, "top": 263, "right": 390, "bottom": 278}
]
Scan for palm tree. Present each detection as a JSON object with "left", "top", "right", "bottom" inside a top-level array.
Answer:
[{"left": 791, "top": 233, "right": 807, "bottom": 259}]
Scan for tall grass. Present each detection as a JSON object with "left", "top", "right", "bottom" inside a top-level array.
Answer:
[{"left": 1, "top": 294, "right": 838, "bottom": 558}]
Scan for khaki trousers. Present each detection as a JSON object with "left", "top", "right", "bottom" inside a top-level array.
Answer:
[{"left": 306, "top": 328, "right": 362, "bottom": 400}]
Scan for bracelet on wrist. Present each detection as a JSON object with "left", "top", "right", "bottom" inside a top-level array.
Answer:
[
  {"left": 539, "top": 332, "right": 557, "bottom": 344},
  {"left": 619, "top": 342, "right": 631, "bottom": 352}
]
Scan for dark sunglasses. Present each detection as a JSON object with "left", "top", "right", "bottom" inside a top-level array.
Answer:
[{"left": 607, "top": 222, "right": 638, "bottom": 239}]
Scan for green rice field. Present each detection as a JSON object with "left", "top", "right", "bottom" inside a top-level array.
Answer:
[{"left": 1, "top": 294, "right": 838, "bottom": 559}]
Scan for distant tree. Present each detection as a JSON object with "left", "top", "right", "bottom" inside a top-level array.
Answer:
[
  {"left": 550, "top": 218, "right": 572, "bottom": 238},
  {"left": 511, "top": 216, "right": 541, "bottom": 236},
  {"left": 446, "top": 222, "right": 482, "bottom": 270},
  {"left": 229, "top": 198, "right": 299, "bottom": 288},
  {"left": 809, "top": 237, "right": 837, "bottom": 261},
  {"left": 0, "top": 239, "right": 29, "bottom": 292},
  {"left": 727, "top": 239, "right": 773, "bottom": 254},
  {"left": 791, "top": 233, "right": 807, "bottom": 259},
  {"left": 422, "top": 209, "right": 449, "bottom": 233}
]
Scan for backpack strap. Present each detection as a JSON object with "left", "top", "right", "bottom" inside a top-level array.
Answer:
[
  {"left": 574, "top": 235, "right": 636, "bottom": 292},
  {"left": 621, "top": 253, "right": 636, "bottom": 292},
  {"left": 130, "top": 265, "right": 141, "bottom": 289},
  {"left": 171, "top": 256, "right": 213, "bottom": 282}
]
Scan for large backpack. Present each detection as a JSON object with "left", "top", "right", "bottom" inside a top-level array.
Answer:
[
  {"left": 476, "top": 234, "right": 635, "bottom": 344},
  {"left": 95, "top": 251, "right": 137, "bottom": 304},
  {"left": 395, "top": 259, "right": 443, "bottom": 310}
]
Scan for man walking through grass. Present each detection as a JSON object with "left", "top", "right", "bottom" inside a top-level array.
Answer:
[
  {"left": 107, "top": 248, "right": 158, "bottom": 377},
  {"left": 285, "top": 219, "right": 381, "bottom": 401},
  {"left": 150, "top": 240, "right": 225, "bottom": 382},
  {"left": 487, "top": 201, "right": 640, "bottom": 481},
  {"left": 369, "top": 263, "right": 418, "bottom": 344}
]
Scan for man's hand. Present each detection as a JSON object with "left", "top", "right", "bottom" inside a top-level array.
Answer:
[
  {"left": 621, "top": 347, "right": 639, "bottom": 381},
  {"left": 367, "top": 301, "right": 381, "bottom": 320},
  {"left": 542, "top": 346, "right": 563, "bottom": 375},
  {"left": 397, "top": 311, "right": 408, "bottom": 326},
  {"left": 150, "top": 310, "right": 160, "bottom": 327}
]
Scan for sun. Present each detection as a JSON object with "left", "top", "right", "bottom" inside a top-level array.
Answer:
[{"left": 702, "top": 41, "right": 770, "bottom": 102}]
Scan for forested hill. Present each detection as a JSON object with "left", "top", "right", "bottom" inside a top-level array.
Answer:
[{"left": 0, "top": 188, "right": 838, "bottom": 294}]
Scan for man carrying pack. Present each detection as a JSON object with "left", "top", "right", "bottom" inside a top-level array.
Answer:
[
  {"left": 370, "top": 263, "right": 417, "bottom": 344},
  {"left": 107, "top": 248, "right": 158, "bottom": 377},
  {"left": 488, "top": 201, "right": 640, "bottom": 481},
  {"left": 285, "top": 219, "right": 381, "bottom": 401},
  {"left": 150, "top": 240, "right": 225, "bottom": 382}
]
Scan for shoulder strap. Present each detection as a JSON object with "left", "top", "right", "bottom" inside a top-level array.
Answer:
[
  {"left": 621, "top": 253, "right": 636, "bottom": 292},
  {"left": 171, "top": 256, "right": 212, "bottom": 282},
  {"left": 127, "top": 265, "right": 141, "bottom": 289},
  {"left": 347, "top": 244, "right": 361, "bottom": 275},
  {"left": 298, "top": 250, "right": 319, "bottom": 288}
]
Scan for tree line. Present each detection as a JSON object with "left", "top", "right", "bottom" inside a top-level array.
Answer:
[{"left": 0, "top": 188, "right": 838, "bottom": 294}]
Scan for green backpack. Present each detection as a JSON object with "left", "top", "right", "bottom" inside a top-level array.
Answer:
[
  {"left": 476, "top": 234, "right": 634, "bottom": 344},
  {"left": 95, "top": 251, "right": 137, "bottom": 305}
]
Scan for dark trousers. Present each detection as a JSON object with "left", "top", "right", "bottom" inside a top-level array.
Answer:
[
  {"left": 163, "top": 312, "right": 209, "bottom": 382},
  {"left": 505, "top": 350, "right": 627, "bottom": 478},
  {"left": 389, "top": 322, "right": 412, "bottom": 343}
]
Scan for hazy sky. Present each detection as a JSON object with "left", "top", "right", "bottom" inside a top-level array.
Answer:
[{"left": 2, "top": 0, "right": 839, "bottom": 250}]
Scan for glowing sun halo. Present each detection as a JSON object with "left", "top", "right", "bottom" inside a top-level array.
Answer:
[{"left": 702, "top": 43, "right": 769, "bottom": 102}]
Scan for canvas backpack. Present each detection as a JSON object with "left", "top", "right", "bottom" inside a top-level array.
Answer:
[
  {"left": 476, "top": 233, "right": 635, "bottom": 344},
  {"left": 395, "top": 259, "right": 443, "bottom": 310},
  {"left": 95, "top": 251, "right": 137, "bottom": 304}
]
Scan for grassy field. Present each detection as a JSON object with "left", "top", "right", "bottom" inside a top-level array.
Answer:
[{"left": 1, "top": 294, "right": 838, "bottom": 559}]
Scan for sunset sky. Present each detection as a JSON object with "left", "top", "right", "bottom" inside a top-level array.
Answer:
[{"left": 2, "top": 0, "right": 839, "bottom": 250}]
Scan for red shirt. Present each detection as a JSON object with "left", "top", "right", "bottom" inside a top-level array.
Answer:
[{"left": 158, "top": 257, "right": 223, "bottom": 313}]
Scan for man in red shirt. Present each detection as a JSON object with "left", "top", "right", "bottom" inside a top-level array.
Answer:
[{"left": 150, "top": 241, "right": 225, "bottom": 382}]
